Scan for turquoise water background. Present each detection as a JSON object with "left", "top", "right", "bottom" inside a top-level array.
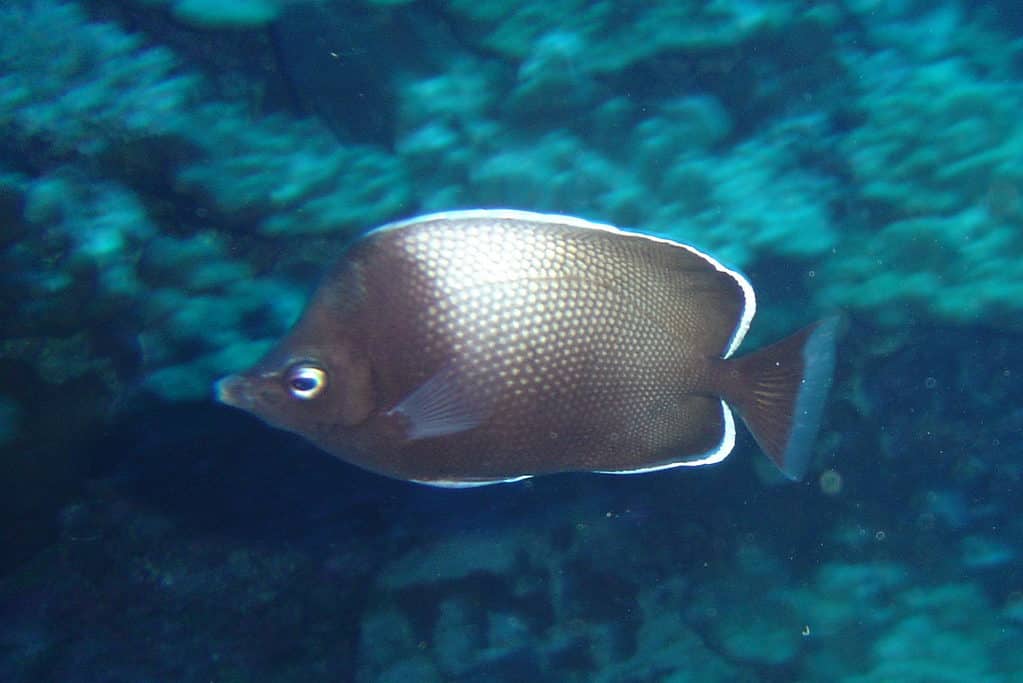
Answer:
[{"left": 1, "top": 1, "right": 1022, "bottom": 680}]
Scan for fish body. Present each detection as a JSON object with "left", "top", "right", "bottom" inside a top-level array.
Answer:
[{"left": 216, "top": 210, "right": 838, "bottom": 487}]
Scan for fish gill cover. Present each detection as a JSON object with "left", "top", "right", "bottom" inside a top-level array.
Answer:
[{"left": 0, "top": 0, "right": 1021, "bottom": 681}]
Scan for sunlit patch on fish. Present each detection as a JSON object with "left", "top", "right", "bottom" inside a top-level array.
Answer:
[{"left": 215, "top": 210, "right": 839, "bottom": 487}]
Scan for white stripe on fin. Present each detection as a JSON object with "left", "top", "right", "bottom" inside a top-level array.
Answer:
[
  {"left": 595, "top": 400, "right": 736, "bottom": 474},
  {"left": 370, "top": 209, "right": 756, "bottom": 358},
  {"left": 410, "top": 475, "right": 534, "bottom": 488}
]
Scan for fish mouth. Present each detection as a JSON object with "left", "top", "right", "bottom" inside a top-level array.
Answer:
[{"left": 214, "top": 375, "right": 251, "bottom": 409}]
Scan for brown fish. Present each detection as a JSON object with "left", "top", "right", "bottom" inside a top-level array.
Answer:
[{"left": 216, "top": 210, "right": 838, "bottom": 487}]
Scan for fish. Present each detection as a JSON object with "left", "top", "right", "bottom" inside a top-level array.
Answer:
[{"left": 215, "top": 209, "right": 838, "bottom": 488}]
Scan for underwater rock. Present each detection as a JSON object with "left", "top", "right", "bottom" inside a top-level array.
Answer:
[
  {"left": 440, "top": 0, "right": 826, "bottom": 72},
  {"left": 378, "top": 530, "right": 528, "bottom": 590},
  {"left": 356, "top": 608, "right": 439, "bottom": 683},
  {"left": 961, "top": 534, "right": 1016, "bottom": 569},
  {"left": 171, "top": 0, "right": 283, "bottom": 28},
  {"left": 841, "top": 583, "right": 1023, "bottom": 683}
]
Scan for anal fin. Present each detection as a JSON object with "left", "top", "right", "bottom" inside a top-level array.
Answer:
[{"left": 410, "top": 475, "right": 533, "bottom": 488}]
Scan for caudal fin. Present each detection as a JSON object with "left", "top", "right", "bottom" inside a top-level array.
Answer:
[{"left": 724, "top": 317, "right": 840, "bottom": 480}]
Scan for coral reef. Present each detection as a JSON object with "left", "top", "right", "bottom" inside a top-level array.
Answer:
[
  {"left": 1, "top": 0, "right": 411, "bottom": 403},
  {"left": 5, "top": 0, "right": 1021, "bottom": 420},
  {"left": 3, "top": 413, "right": 1020, "bottom": 680}
]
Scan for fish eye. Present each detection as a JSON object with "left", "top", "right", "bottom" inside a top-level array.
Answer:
[{"left": 286, "top": 365, "right": 327, "bottom": 400}]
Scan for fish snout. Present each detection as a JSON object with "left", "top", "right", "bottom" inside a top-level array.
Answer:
[{"left": 215, "top": 374, "right": 252, "bottom": 409}]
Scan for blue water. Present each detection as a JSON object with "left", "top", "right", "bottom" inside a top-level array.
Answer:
[{"left": 2, "top": 1, "right": 1022, "bottom": 681}]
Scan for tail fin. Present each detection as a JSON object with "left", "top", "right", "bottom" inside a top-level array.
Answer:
[{"left": 724, "top": 317, "right": 840, "bottom": 480}]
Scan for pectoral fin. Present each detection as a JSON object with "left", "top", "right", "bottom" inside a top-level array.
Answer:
[{"left": 386, "top": 364, "right": 491, "bottom": 440}]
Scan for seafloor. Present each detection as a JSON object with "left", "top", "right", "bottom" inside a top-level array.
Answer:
[{"left": 1, "top": 0, "right": 1022, "bottom": 681}]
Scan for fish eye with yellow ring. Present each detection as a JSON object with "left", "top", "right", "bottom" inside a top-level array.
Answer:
[{"left": 286, "top": 365, "right": 327, "bottom": 400}]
